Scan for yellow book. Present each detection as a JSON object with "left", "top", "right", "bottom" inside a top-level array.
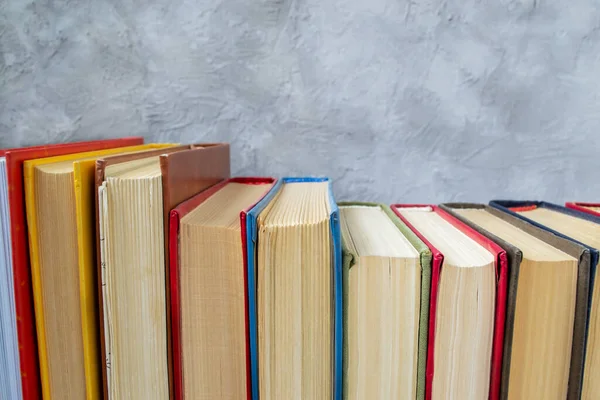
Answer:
[{"left": 24, "top": 143, "right": 176, "bottom": 400}]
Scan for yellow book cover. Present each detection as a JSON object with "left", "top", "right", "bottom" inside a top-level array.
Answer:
[{"left": 24, "top": 143, "right": 176, "bottom": 400}]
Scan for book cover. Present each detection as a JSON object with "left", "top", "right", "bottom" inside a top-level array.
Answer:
[
  {"left": 4, "top": 136, "right": 143, "bottom": 400},
  {"left": 391, "top": 204, "right": 507, "bottom": 400},
  {"left": 160, "top": 144, "right": 231, "bottom": 399},
  {"left": 169, "top": 177, "right": 276, "bottom": 400}
]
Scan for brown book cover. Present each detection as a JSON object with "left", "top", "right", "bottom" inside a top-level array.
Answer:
[
  {"left": 94, "top": 145, "right": 187, "bottom": 399},
  {"left": 440, "top": 203, "right": 590, "bottom": 400},
  {"left": 94, "top": 143, "right": 230, "bottom": 399}
]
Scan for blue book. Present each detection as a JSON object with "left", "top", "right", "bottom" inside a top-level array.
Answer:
[{"left": 246, "top": 177, "right": 342, "bottom": 400}]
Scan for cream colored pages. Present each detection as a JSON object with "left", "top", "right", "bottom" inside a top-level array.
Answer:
[
  {"left": 257, "top": 181, "right": 331, "bottom": 400},
  {"left": 456, "top": 208, "right": 577, "bottom": 400},
  {"left": 583, "top": 206, "right": 600, "bottom": 212},
  {"left": 179, "top": 182, "right": 271, "bottom": 399},
  {"left": 32, "top": 164, "right": 85, "bottom": 400},
  {"left": 518, "top": 208, "right": 600, "bottom": 249},
  {"left": 103, "top": 158, "right": 167, "bottom": 400},
  {"left": 397, "top": 209, "right": 495, "bottom": 400},
  {"left": 98, "top": 183, "right": 111, "bottom": 396},
  {"left": 341, "top": 206, "right": 420, "bottom": 400},
  {"left": 517, "top": 207, "right": 600, "bottom": 400},
  {"left": 29, "top": 156, "right": 122, "bottom": 400}
]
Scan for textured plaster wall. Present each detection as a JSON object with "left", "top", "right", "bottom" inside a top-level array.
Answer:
[{"left": 1, "top": 0, "right": 600, "bottom": 203}]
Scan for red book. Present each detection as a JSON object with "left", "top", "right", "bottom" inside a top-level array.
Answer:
[
  {"left": 565, "top": 202, "right": 600, "bottom": 217},
  {"left": 4, "top": 137, "right": 143, "bottom": 400},
  {"left": 169, "top": 177, "right": 275, "bottom": 400},
  {"left": 391, "top": 204, "right": 507, "bottom": 400}
]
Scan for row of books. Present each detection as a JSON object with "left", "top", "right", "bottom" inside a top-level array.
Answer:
[{"left": 0, "top": 137, "right": 599, "bottom": 400}]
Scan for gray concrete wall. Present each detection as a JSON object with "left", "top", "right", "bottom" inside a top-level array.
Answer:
[{"left": 1, "top": 0, "right": 599, "bottom": 203}]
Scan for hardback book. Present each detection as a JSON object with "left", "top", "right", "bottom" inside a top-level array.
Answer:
[
  {"left": 97, "top": 144, "right": 229, "bottom": 400},
  {"left": 0, "top": 152, "right": 22, "bottom": 400},
  {"left": 245, "top": 178, "right": 342, "bottom": 400},
  {"left": 338, "top": 202, "right": 431, "bottom": 400},
  {"left": 441, "top": 203, "right": 589, "bottom": 400},
  {"left": 23, "top": 144, "right": 174, "bottom": 400},
  {"left": 490, "top": 200, "right": 600, "bottom": 400},
  {"left": 169, "top": 177, "right": 276, "bottom": 400},
  {"left": 391, "top": 205, "right": 507, "bottom": 400},
  {"left": 2, "top": 136, "right": 143, "bottom": 400},
  {"left": 566, "top": 202, "right": 600, "bottom": 217},
  {"left": 93, "top": 144, "right": 189, "bottom": 398}
]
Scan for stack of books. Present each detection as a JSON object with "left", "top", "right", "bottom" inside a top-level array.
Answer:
[{"left": 0, "top": 136, "right": 599, "bottom": 400}]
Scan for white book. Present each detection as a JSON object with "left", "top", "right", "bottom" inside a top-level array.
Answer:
[{"left": 0, "top": 157, "right": 22, "bottom": 400}]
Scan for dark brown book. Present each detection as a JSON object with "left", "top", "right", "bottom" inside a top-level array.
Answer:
[{"left": 95, "top": 144, "right": 230, "bottom": 400}]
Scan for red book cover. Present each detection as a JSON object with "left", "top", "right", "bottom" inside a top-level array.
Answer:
[
  {"left": 4, "top": 136, "right": 143, "bottom": 400},
  {"left": 391, "top": 204, "right": 507, "bottom": 400},
  {"left": 169, "top": 177, "right": 275, "bottom": 400},
  {"left": 565, "top": 202, "right": 600, "bottom": 217}
]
